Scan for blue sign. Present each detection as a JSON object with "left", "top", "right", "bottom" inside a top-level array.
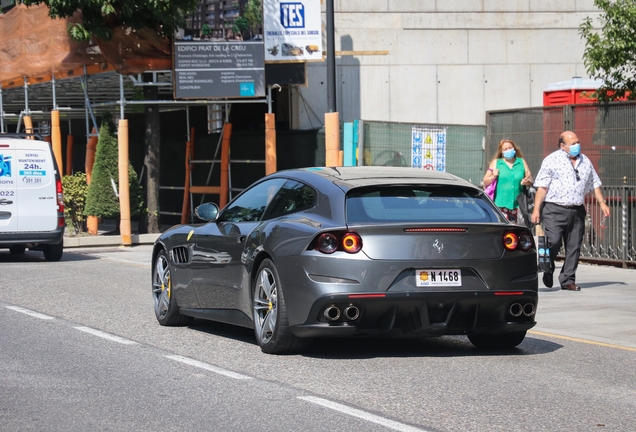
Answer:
[
  {"left": 280, "top": 2, "right": 305, "bottom": 28},
  {"left": 0, "top": 155, "right": 11, "bottom": 177},
  {"left": 240, "top": 82, "right": 255, "bottom": 96}
]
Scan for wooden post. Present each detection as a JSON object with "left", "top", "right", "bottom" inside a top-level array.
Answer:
[
  {"left": 51, "top": 110, "right": 63, "bottom": 176},
  {"left": 265, "top": 113, "right": 277, "bottom": 175},
  {"left": 118, "top": 119, "right": 132, "bottom": 246},
  {"left": 324, "top": 112, "right": 340, "bottom": 166},
  {"left": 65, "top": 135, "right": 74, "bottom": 176},
  {"left": 85, "top": 128, "right": 99, "bottom": 235},
  {"left": 180, "top": 127, "right": 195, "bottom": 224},
  {"left": 85, "top": 128, "right": 98, "bottom": 184},
  {"left": 23, "top": 115, "right": 34, "bottom": 139},
  {"left": 220, "top": 123, "right": 232, "bottom": 208}
]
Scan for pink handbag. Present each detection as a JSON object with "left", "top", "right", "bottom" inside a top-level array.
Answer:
[{"left": 485, "top": 171, "right": 497, "bottom": 200}]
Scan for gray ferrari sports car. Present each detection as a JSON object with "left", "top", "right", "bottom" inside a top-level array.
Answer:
[{"left": 152, "top": 167, "right": 538, "bottom": 354}]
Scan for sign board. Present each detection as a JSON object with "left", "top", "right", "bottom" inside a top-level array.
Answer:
[
  {"left": 411, "top": 127, "right": 447, "bottom": 171},
  {"left": 263, "top": 0, "right": 323, "bottom": 62},
  {"left": 173, "top": 41, "right": 265, "bottom": 99}
]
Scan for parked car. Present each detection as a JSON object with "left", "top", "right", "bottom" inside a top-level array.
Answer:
[
  {"left": 152, "top": 167, "right": 538, "bottom": 354},
  {"left": 0, "top": 133, "right": 65, "bottom": 261}
]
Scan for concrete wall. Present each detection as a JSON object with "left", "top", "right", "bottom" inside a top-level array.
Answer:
[{"left": 293, "top": 0, "right": 600, "bottom": 128}]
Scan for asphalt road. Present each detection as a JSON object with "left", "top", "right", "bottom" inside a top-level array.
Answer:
[{"left": 1, "top": 246, "right": 635, "bottom": 431}]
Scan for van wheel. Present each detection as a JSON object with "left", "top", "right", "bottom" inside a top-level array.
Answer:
[
  {"left": 9, "top": 245, "right": 26, "bottom": 255},
  {"left": 43, "top": 242, "right": 63, "bottom": 262}
]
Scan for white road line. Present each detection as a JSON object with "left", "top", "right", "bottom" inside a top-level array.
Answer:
[
  {"left": 298, "top": 396, "right": 429, "bottom": 432},
  {"left": 74, "top": 326, "right": 138, "bottom": 345},
  {"left": 5, "top": 306, "right": 54, "bottom": 320},
  {"left": 165, "top": 355, "right": 253, "bottom": 380}
]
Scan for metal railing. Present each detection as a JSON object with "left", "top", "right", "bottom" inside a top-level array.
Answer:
[{"left": 582, "top": 184, "right": 635, "bottom": 265}]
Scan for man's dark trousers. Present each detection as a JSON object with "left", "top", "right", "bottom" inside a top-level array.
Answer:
[{"left": 542, "top": 202, "right": 586, "bottom": 287}]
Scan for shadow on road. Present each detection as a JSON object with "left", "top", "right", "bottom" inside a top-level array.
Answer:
[{"left": 186, "top": 319, "right": 562, "bottom": 359}]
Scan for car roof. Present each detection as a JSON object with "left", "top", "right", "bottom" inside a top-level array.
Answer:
[{"left": 275, "top": 166, "right": 477, "bottom": 191}]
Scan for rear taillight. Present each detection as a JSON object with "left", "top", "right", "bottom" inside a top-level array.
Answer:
[
  {"left": 314, "top": 231, "right": 363, "bottom": 254},
  {"left": 503, "top": 230, "right": 535, "bottom": 251},
  {"left": 342, "top": 232, "right": 362, "bottom": 253},
  {"left": 317, "top": 233, "right": 338, "bottom": 254},
  {"left": 56, "top": 178, "right": 65, "bottom": 227},
  {"left": 503, "top": 232, "right": 518, "bottom": 250},
  {"left": 518, "top": 232, "right": 534, "bottom": 251}
]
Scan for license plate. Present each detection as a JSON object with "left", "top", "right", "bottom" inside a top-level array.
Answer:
[{"left": 416, "top": 269, "right": 462, "bottom": 287}]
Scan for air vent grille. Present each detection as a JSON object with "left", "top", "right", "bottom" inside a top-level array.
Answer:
[{"left": 171, "top": 246, "right": 189, "bottom": 264}]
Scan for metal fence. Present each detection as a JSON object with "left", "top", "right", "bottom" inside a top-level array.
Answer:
[{"left": 361, "top": 121, "right": 486, "bottom": 186}]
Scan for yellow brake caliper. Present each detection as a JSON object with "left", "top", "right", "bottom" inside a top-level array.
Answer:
[{"left": 162, "top": 275, "right": 171, "bottom": 299}]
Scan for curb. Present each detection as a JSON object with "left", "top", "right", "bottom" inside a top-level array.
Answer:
[{"left": 64, "top": 233, "right": 160, "bottom": 248}]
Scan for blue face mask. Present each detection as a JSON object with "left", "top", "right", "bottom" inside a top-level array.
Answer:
[
  {"left": 568, "top": 143, "right": 581, "bottom": 157},
  {"left": 502, "top": 149, "right": 516, "bottom": 159}
]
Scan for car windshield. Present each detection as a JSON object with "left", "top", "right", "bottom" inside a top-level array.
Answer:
[{"left": 346, "top": 185, "right": 503, "bottom": 223}]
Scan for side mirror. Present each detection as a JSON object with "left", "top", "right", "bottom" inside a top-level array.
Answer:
[{"left": 194, "top": 202, "right": 220, "bottom": 221}]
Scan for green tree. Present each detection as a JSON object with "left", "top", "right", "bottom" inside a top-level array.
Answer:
[
  {"left": 233, "top": 16, "right": 249, "bottom": 38},
  {"left": 84, "top": 114, "right": 144, "bottom": 222},
  {"left": 62, "top": 171, "right": 88, "bottom": 235},
  {"left": 580, "top": 0, "right": 636, "bottom": 101},
  {"left": 244, "top": 0, "right": 262, "bottom": 38},
  {"left": 17, "top": 0, "right": 200, "bottom": 42}
]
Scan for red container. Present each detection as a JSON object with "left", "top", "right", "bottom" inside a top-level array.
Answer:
[{"left": 542, "top": 77, "right": 602, "bottom": 106}]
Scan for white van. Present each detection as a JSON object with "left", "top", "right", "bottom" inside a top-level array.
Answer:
[{"left": 0, "top": 134, "right": 65, "bottom": 261}]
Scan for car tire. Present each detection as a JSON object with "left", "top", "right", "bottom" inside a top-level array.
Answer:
[
  {"left": 9, "top": 245, "right": 26, "bottom": 255},
  {"left": 43, "top": 242, "right": 63, "bottom": 262},
  {"left": 468, "top": 331, "right": 527, "bottom": 349},
  {"left": 152, "top": 249, "right": 194, "bottom": 326},
  {"left": 252, "top": 259, "right": 306, "bottom": 354}
]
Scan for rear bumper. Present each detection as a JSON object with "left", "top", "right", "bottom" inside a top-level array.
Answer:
[
  {"left": 0, "top": 227, "right": 64, "bottom": 247},
  {"left": 290, "top": 290, "right": 538, "bottom": 338}
]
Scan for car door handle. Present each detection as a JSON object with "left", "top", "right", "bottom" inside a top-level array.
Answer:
[
  {"left": 237, "top": 235, "right": 247, "bottom": 244},
  {"left": 0, "top": 199, "right": 13, "bottom": 205}
]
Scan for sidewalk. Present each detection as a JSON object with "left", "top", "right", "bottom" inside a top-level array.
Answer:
[
  {"left": 63, "top": 219, "right": 161, "bottom": 248},
  {"left": 533, "top": 262, "right": 636, "bottom": 349}
]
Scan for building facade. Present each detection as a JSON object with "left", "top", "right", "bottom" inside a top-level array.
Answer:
[
  {"left": 185, "top": 0, "right": 243, "bottom": 38},
  {"left": 291, "top": 1, "right": 601, "bottom": 129}
]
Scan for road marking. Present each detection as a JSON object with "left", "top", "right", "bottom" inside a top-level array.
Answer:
[
  {"left": 298, "top": 396, "right": 428, "bottom": 432},
  {"left": 74, "top": 326, "right": 138, "bottom": 345},
  {"left": 5, "top": 306, "right": 54, "bottom": 320},
  {"left": 529, "top": 330, "right": 636, "bottom": 352},
  {"left": 165, "top": 355, "right": 253, "bottom": 380}
]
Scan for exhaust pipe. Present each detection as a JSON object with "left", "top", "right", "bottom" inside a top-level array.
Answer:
[
  {"left": 509, "top": 303, "right": 523, "bottom": 317},
  {"left": 324, "top": 305, "right": 341, "bottom": 321},
  {"left": 523, "top": 303, "right": 536, "bottom": 317},
  {"left": 343, "top": 305, "right": 360, "bottom": 321}
]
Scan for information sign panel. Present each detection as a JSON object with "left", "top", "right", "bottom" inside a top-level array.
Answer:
[{"left": 174, "top": 41, "right": 265, "bottom": 99}]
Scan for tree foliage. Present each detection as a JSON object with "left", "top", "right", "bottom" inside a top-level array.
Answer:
[
  {"left": 580, "top": 0, "right": 636, "bottom": 101},
  {"left": 62, "top": 171, "right": 88, "bottom": 235},
  {"left": 16, "top": 0, "right": 200, "bottom": 41},
  {"left": 244, "top": 0, "right": 262, "bottom": 36},
  {"left": 84, "top": 113, "right": 144, "bottom": 219}
]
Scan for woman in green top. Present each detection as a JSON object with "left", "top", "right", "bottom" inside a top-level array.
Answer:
[{"left": 483, "top": 139, "right": 533, "bottom": 223}]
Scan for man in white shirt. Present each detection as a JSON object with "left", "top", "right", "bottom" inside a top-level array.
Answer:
[{"left": 531, "top": 131, "right": 611, "bottom": 291}]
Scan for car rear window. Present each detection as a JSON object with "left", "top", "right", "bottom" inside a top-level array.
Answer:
[{"left": 346, "top": 186, "right": 503, "bottom": 223}]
